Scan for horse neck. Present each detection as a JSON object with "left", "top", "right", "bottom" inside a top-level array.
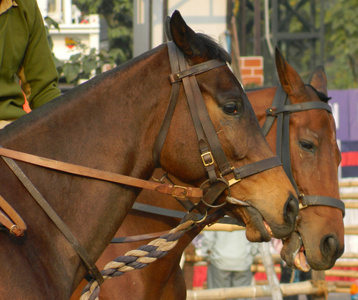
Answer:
[
  {"left": 2, "top": 44, "right": 170, "bottom": 178},
  {"left": 0, "top": 44, "right": 173, "bottom": 296},
  {"left": 247, "top": 86, "right": 277, "bottom": 125},
  {"left": 246, "top": 86, "right": 278, "bottom": 155}
]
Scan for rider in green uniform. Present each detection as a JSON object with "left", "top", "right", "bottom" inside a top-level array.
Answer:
[{"left": 0, "top": 0, "right": 61, "bottom": 126}]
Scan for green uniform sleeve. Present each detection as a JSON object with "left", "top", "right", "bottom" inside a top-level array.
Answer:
[{"left": 18, "top": 0, "right": 61, "bottom": 110}]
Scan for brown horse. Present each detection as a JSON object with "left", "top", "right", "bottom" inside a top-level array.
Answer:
[
  {"left": 0, "top": 11, "right": 297, "bottom": 300},
  {"left": 71, "top": 48, "right": 345, "bottom": 299}
]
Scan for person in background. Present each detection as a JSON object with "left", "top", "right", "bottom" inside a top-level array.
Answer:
[
  {"left": 0, "top": 0, "right": 61, "bottom": 129},
  {"left": 201, "top": 230, "right": 259, "bottom": 300}
]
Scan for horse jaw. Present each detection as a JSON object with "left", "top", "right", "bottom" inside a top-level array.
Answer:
[{"left": 280, "top": 231, "right": 310, "bottom": 272}]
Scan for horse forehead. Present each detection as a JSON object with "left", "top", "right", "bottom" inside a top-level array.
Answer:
[
  {"left": 292, "top": 106, "right": 333, "bottom": 134},
  {"left": 199, "top": 64, "right": 242, "bottom": 91}
]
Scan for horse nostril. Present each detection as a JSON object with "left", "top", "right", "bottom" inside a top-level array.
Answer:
[
  {"left": 284, "top": 193, "right": 299, "bottom": 224},
  {"left": 321, "top": 235, "right": 339, "bottom": 257}
]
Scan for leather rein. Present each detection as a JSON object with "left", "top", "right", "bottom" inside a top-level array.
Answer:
[{"left": 0, "top": 41, "right": 282, "bottom": 285}]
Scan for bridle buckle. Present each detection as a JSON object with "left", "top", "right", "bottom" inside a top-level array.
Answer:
[
  {"left": 201, "top": 151, "right": 214, "bottom": 167},
  {"left": 228, "top": 178, "right": 241, "bottom": 186},
  {"left": 299, "top": 203, "right": 308, "bottom": 210},
  {"left": 172, "top": 185, "right": 188, "bottom": 199}
]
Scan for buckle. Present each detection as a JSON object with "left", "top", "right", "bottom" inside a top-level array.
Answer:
[
  {"left": 228, "top": 178, "right": 241, "bottom": 186},
  {"left": 220, "top": 167, "right": 241, "bottom": 187},
  {"left": 201, "top": 151, "right": 214, "bottom": 167},
  {"left": 172, "top": 185, "right": 188, "bottom": 199},
  {"left": 299, "top": 203, "right": 308, "bottom": 210},
  {"left": 169, "top": 73, "right": 181, "bottom": 84}
]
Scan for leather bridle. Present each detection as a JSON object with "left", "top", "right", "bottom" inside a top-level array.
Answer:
[
  {"left": 152, "top": 41, "right": 283, "bottom": 214},
  {"left": 119, "top": 84, "right": 346, "bottom": 244},
  {"left": 0, "top": 41, "right": 283, "bottom": 285},
  {"left": 262, "top": 86, "right": 345, "bottom": 217}
]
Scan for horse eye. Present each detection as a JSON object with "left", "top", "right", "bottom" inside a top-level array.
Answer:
[
  {"left": 223, "top": 102, "right": 240, "bottom": 115},
  {"left": 299, "top": 140, "right": 315, "bottom": 152}
]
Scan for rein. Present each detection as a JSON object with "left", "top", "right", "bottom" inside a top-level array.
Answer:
[{"left": 262, "top": 86, "right": 345, "bottom": 216}]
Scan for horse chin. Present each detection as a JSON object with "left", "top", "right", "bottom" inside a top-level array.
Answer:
[
  {"left": 226, "top": 206, "right": 273, "bottom": 242},
  {"left": 281, "top": 231, "right": 311, "bottom": 272}
]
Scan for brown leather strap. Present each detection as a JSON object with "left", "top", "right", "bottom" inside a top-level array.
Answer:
[
  {"left": 186, "top": 74, "right": 232, "bottom": 176},
  {"left": 0, "top": 194, "right": 27, "bottom": 236},
  {"left": 233, "top": 156, "right": 282, "bottom": 180},
  {"left": 1, "top": 154, "right": 105, "bottom": 285},
  {"left": 0, "top": 147, "right": 204, "bottom": 199},
  {"left": 153, "top": 42, "right": 181, "bottom": 167},
  {"left": 300, "top": 195, "right": 345, "bottom": 216},
  {"left": 175, "top": 50, "right": 219, "bottom": 183},
  {"left": 168, "top": 59, "right": 226, "bottom": 83}
]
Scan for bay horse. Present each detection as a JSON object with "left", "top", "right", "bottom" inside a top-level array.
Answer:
[
  {"left": 71, "top": 48, "right": 345, "bottom": 299},
  {"left": 0, "top": 11, "right": 298, "bottom": 300}
]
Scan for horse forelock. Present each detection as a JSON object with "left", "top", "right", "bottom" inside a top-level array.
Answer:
[{"left": 305, "top": 84, "right": 331, "bottom": 103}]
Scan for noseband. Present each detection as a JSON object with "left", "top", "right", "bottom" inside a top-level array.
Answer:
[
  {"left": 262, "top": 86, "right": 345, "bottom": 217},
  {"left": 153, "top": 41, "right": 282, "bottom": 214}
]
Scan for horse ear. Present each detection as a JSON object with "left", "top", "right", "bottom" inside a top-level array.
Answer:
[
  {"left": 275, "top": 47, "right": 309, "bottom": 103},
  {"left": 308, "top": 65, "right": 328, "bottom": 96},
  {"left": 170, "top": 10, "right": 207, "bottom": 63}
]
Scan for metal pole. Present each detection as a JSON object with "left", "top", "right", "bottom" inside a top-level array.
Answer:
[{"left": 254, "top": 0, "right": 261, "bottom": 55}]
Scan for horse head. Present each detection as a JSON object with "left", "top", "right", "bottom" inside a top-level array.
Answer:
[
  {"left": 273, "top": 48, "right": 344, "bottom": 270},
  {"left": 158, "top": 11, "right": 298, "bottom": 242}
]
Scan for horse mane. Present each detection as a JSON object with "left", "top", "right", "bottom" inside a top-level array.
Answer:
[
  {"left": 196, "top": 33, "right": 232, "bottom": 64},
  {"left": 245, "top": 84, "right": 331, "bottom": 103}
]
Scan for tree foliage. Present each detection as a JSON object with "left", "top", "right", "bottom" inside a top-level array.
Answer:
[
  {"left": 46, "top": 0, "right": 132, "bottom": 85},
  {"left": 58, "top": 42, "right": 116, "bottom": 85},
  {"left": 73, "top": 0, "right": 133, "bottom": 65},
  {"left": 324, "top": 0, "right": 358, "bottom": 88},
  {"left": 235, "top": 0, "right": 358, "bottom": 89}
]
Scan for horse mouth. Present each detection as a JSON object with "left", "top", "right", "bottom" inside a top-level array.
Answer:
[
  {"left": 226, "top": 204, "right": 274, "bottom": 242},
  {"left": 246, "top": 209, "right": 275, "bottom": 242},
  {"left": 263, "top": 220, "right": 274, "bottom": 237},
  {"left": 281, "top": 232, "right": 311, "bottom": 272},
  {"left": 293, "top": 244, "right": 310, "bottom": 272}
]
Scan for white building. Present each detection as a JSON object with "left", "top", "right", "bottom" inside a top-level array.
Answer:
[
  {"left": 133, "top": 0, "right": 228, "bottom": 57},
  {"left": 37, "top": 0, "right": 100, "bottom": 61}
]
